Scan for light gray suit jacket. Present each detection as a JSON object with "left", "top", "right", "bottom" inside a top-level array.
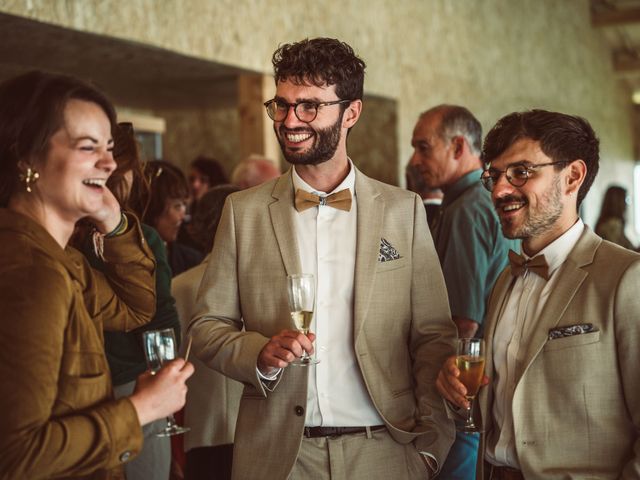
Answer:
[
  {"left": 189, "top": 167, "right": 456, "bottom": 480},
  {"left": 478, "top": 227, "right": 640, "bottom": 479}
]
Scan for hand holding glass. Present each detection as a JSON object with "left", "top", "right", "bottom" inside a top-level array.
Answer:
[
  {"left": 287, "top": 274, "right": 318, "bottom": 366},
  {"left": 455, "top": 338, "right": 485, "bottom": 433},
  {"left": 142, "top": 328, "right": 190, "bottom": 436}
]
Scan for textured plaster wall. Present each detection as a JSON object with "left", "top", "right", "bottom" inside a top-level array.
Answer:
[{"left": 2, "top": 0, "right": 635, "bottom": 230}]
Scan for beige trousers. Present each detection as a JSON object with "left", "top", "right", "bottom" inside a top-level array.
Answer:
[{"left": 288, "top": 428, "right": 429, "bottom": 480}]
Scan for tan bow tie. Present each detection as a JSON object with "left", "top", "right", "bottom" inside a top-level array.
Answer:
[
  {"left": 294, "top": 188, "right": 352, "bottom": 212},
  {"left": 508, "top": 249, "right": 550, "bottom": 280}
]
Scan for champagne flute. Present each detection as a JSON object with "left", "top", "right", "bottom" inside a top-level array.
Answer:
[
  {"left": 287, "top": 274, "right": 319, "bottom": 366},
  {"left": 142, "top": 328, "right": 190, "bottom": 437},
  {"left": 455, "top": 338, "right": 485, "bottom": 433}
]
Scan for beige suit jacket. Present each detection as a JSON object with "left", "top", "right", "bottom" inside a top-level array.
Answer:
[
  {"left": 477, "top": 227, "right": 640, "bottom": 479},
  {"left": 189, "top": 167, "right": 456, "bottom": 480}
]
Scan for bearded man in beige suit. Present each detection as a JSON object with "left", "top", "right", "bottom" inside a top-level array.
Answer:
[
  {"left": 188, "top": 38, "right": 456, "bottom": 480},
  {"left": 437, "top": 110, "right": 640, "bottom": 480}
]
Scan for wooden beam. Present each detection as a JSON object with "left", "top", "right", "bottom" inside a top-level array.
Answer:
[
  {"left": 237, "top": 74, "right": 281, "bottom": 167},
  {"left": 592, "top": 7, "right": 640, "bottom": 27}
]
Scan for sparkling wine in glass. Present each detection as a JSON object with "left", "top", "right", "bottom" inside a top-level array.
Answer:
[
  {"left": 287, "top": 274, "right": 318, "bottom": 366},
  {"left": 456, "top": 338, "right": 485, "bottom": 433},
  {"left": 142, "top": 328, "right": 190, "bottom": 437}
]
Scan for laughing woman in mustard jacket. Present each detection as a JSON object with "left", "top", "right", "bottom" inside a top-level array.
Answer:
[{"left": 0, "top": 71, "right": 194, "bottom": 480}]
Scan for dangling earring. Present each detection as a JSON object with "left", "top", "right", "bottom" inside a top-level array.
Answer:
[{"left": 19, "top": 167, "right": 40, "bottom": 193}]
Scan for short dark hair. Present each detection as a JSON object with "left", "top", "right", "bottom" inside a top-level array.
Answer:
[
  {"left": 190, "top": 156, "right": 228, "bottom": 187},
  {"left": 131, "top": 160, "right": 188, "bottom": 226},
  {"left": 190, "top": 184, "right": 240, "bottom": 252},
  {"left": 422, "top": 105, "right": 483, "bottom": 156},
  {"left": 0, "top": 70, "right": 116, "bottom": 207},
  {"left": 272, "top": 38, "right": 366, "bottom": 101},
  {"left": 482, "top": 109, "right": 600, "bottom": 207}
]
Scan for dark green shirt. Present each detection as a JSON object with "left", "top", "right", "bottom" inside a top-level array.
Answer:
[
  {"left": 433, "top": 170, "right": 518, "bottom": 329},
  {"left": 85, "top": 223, "right": 181, "bottom": 385}
]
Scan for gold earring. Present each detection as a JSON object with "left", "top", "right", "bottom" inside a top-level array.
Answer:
[{"left": 19, "top": 167, "right": 40, "bottom": 193}]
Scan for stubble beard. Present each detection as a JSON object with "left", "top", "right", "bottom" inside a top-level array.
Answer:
[{"left": 500, "top": 176, "right": 564, "bottom": 241}]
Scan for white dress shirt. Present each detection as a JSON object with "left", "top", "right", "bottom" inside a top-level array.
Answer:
[
  {"left": 290, "top": 162, "right": 384, "bottom": 427},
  {"left": 486, "top": 219, "right": 584, "bottom": 468}
]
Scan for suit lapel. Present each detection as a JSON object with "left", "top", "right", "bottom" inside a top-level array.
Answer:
[
  {"left": 515, "top": 227, "right": 601, "bottom": 382},
  {"left": 269, "top": 169, "right": 302, "bottom": 276},
  {"left": 353, "top": 170, "right": 384, "bottom": 338}
]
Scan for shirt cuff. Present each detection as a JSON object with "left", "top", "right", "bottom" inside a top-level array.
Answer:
[{"left": 256, "top": 366, "right": 282, "bottom": 381}]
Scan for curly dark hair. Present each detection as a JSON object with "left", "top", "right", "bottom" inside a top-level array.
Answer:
[
  {"left": 272, "top": 38, "right": 366, "bottom": 101},
  {"left": 482, "top": 109, "right": 600, "bottom": 208}
]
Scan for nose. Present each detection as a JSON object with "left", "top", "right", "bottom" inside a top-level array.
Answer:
[
  {"left": 491, "top": 172, "right": 516, "bottom": 202},
  {"left": 282, "top": 104, "right": 305, "bottom": 128},
  {"left": 98, "top": 150, "right": 117, "bottom": 175}
]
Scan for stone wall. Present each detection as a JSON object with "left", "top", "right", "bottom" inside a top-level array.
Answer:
[{"left": 1, "top": 0, "right": 635, "bottom": 232}]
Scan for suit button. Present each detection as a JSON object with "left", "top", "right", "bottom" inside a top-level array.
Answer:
[
  {"left": 119, "top": 451, "right": 132, "bottom": 463},
  {"left": 294, "top": 405, "right": 305, "bottom": 416}
]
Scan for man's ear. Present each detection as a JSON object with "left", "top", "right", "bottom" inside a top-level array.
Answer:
[
  {"left": 566, "top": 159, "right": 586, "bottom": 195},
  {"left": 342, "top": 100, "right": 362, "bottom": 129},
  {"left": 452, "top": 136, "right": 465, "bottom": 160}
]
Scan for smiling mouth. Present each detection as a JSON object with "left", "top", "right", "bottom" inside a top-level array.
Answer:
[
  {"left": 495, "top": 196, "right": 527, "bottom": 215},
  {"left": 82, "top": 178, "right": 107, "bottom": 189}
]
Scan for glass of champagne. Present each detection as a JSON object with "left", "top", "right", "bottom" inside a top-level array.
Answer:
[
  {"left": 456, "top": 338, "right": 485, "bottom": 433},
  {"left": 142, "top": 328, "right": 190, "bottom": 437},
  {"left": 287, "top": 273, "right": 318, "bottom": 366}
]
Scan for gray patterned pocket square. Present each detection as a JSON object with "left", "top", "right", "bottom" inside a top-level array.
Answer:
[
  {"left": 378, "top": 238, "right": 402, "bottom": 262},
  {"left": 548, "top": 323, "right": 597, "bottom": 340}
]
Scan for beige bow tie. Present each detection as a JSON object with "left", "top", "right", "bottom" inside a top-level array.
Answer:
[
  {"left": 508, "top": 249, "right": 550, "bottom": 280},
  {"left": 294, "top": 188, "right": 352, "bottom": 212}
]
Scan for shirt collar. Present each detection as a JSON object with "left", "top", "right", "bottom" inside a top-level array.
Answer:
[
  {"left": 441, "top": 169, "right": 482, "bottom": 208},
  {"left": 524, "top": 218, "right": 584, "bottom": 275},
  {"left": 291, "top": 159, "right": 356, "bottom": 197}
]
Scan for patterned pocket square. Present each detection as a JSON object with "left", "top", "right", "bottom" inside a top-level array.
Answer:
[
  {"left": 378, "top": 238, "right": 402, "bottom": 262},
  {"left": 548, "top": 323, "right": 597, "bottom": 340}
]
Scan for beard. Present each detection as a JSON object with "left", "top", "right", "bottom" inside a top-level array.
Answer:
[
  {"left": 496, "top": 175, "right": 564, "bottom": 240},
  {"left": 276, "top": 113, "right": 343, "bottom": 166}
]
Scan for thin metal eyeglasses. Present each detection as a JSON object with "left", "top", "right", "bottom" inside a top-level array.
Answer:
[
  {"left": 263, "top": 98, "right": 352, "bottom": 123},
  {"left": 480, "top": 161, "right": 568, "bottom": 192}
]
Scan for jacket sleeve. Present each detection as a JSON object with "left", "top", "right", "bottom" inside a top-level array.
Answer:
[
  {"left": 188, "top": 197, "right": 273, "bottom": 394},
  {"left": 409, "top": 194, "right": 457, "bottom": 469},
  {"left": 0, "top": 263, "right": 143, "bottom": 479},
  {"left": 85, "top": 213, "right": 157, "bottom": 332},
  {"left": 616, "top": 259, "right": 640, "bottom": 479}
]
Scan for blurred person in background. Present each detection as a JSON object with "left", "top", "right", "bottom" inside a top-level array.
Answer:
[
  {"left": 230, "top": 154, "right": 280, "bottom": 190},
  {"left": 595, "top": 185, "right": 635, "bottom": 250},
  {"left": 131, "top": 160, "right": 204, "bottom": 276},
  {"left": 0, "top": 70, "right": 193, "bottom": 480},
  {"left": 76, "top": 122, "right": 183, "bottom": 480},
  {"left": 172, "top": 185, "right": 243, "bottom": 480}
]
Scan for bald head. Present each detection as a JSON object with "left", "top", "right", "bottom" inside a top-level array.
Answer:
[{"left": 231, "top": 156, "right": 281, "bottom": 189}]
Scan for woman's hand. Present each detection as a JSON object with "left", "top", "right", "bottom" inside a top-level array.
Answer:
[
  {"left": 129, "top": 358, "right": 195, "bottom": 426},
  {"left": 88, "top": 186, "right": 122, "bottom": 234}
]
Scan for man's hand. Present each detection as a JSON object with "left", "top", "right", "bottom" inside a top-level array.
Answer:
[
  {"left": 435, "top": 355, "right": 489, "bottom": 409},
  {"left": 257, "top": 329, "right": 316, "bottom": 376}
]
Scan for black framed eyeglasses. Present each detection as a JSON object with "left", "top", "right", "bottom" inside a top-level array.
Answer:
[
  {"left": 480, "top": 161, "right": 569, "bottom": 192},
  {"left": 263, "top": 98, "right": 352, "bottom": 123}
]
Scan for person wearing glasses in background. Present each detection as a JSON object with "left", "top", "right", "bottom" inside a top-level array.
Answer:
[
  {"left": 189, "top": 37, "right": 456, "bottom": 480},
  {"left": 436, "top": 110, "right": 640, "bottom": 479}
]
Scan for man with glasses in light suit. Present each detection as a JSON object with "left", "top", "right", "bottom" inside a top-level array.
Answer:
[
  {"left": 437, "top": 110, "right": 640, "bottom": 479},
  {"left": 189, "top": 37, "right": 456, "bottom": 480}
]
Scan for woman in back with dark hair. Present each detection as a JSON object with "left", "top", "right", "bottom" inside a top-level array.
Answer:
[
  {"left": 0, "top": 70, "right": 193, "bottom": 479},
  {"left": 595, "top": 185, "right": 635, "bottom": 250},
  {"left": 132, "top": 160, "right": 204, "bottom": 276}
]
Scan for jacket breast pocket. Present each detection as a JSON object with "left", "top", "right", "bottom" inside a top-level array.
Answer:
[
  {"left": 57, "top": 371, "right": 110, "bottom": 411},
  {"left": 377, "top": 257, "right": 408, "bottom": 273},
  {"left": 543, "top": 330, "right": 600, "bottom": 352}
]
